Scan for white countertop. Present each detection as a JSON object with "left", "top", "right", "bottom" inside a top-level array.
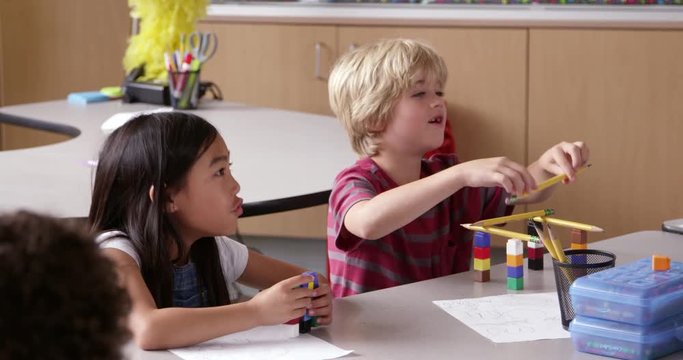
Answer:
[{"left": 206, "top": 3, "right": 683, "bottom": 28}]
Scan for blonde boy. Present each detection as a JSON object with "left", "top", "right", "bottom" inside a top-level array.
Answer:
[{"left": 327, "top": 38, "right": 589, "bottom": 297}]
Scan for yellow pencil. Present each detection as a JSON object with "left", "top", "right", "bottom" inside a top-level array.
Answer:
[
  {"left": 531, "top": 222, "right": 560, "bottom": 261},
  {"left": 537, "top": 222, "right": 573, "bottom": 285},
  {"left": 461, "top": 224, "right": 541, "bottom": 244},
  {"left": 506, "top": 164, "right": 591, "bottom": 205},
  {"left": 545, "top": 222, "right": 569, "bottom": 263},
  {"left": 531, "top": 216, "right": 603, "bottom": 232},
  {"left": 472, "top": 209, "right": 554, "bottom": 227}
]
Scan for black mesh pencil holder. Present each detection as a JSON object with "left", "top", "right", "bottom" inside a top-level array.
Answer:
[{"left": 552, "top": 249, "right": 616, "bottom": 330}]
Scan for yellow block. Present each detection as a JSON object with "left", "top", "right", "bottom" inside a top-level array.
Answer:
[
  {"left": 571, "top": 243, "right": 588, "bottom": 250},
  {"left": 507, "top": 254, "right": 523, "bottom": 267},
  {"left": 474, "top": 258, "right": 491, "bottom": 271}
]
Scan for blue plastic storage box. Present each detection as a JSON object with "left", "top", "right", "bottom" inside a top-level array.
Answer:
[
  {"left": 569, "top": 314, "right": 683, "bottom": 360},
  {"left": 569, "top": 258, "right": 683, "bottom": 326}
]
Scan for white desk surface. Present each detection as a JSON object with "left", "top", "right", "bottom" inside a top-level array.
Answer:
[
  {"left": 0, "top": 100, "right": 357, "bottom": 218},
  {"left": 124, "top": 230, "right": 683, "bottom": 359}
]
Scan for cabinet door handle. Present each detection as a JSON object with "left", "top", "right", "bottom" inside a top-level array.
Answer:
[{"left": 315, "top": 42, "right": 323, "bottom": 80}]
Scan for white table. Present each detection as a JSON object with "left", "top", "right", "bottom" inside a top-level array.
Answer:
[
  {"left": 0, "top": 100, "right": 357, "bottom": 217},
  {"left": 120, "top": 230, "right": 683, "bottom": 359}
]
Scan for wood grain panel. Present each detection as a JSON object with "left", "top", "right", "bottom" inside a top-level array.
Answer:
[
  {"left": 196, "top": 23, "right": 337, "bottom": 239},
  {"left": 237, "top": 205, "right": 328, "bottom": 240},
  {"left": 0, "top": 123, "right": 70, "bottom": 150},
  {"left": 529, "top": 29, "right": 683, "bottom": 241},
  {"left": 0, "top": 0, "right": 129, "bottom": 151},
  {"left": 197, "top": 22, "right": 337, "bottom": 115},
  {"left": 0, "top": 0, "right": 129, "bottom": 105}
]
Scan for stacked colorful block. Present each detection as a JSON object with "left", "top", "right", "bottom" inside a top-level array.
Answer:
[
  {"left": 527, "top": 220, "right": 544, "bottom": 270},
  {"left": 570, "top": 228, "right": 588, "bottom": 275},
  {"left": 299, "top": 271, "right": 319, "bottom": 333},
  {"left": 473, "top": 231, "right": 491, "bottom": 282},
  {"left": 570, "top": 228, "right": 588, "bottom": 250},
  {"left": 506, "top": 239, "right": 524, "bottom": 290}
]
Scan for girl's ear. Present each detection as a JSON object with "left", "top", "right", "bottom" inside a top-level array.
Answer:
[{"left": 149, "top": 185, "right": 178, "bottom": 213}]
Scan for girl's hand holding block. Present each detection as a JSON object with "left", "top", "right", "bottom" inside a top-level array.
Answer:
[{"left": 248, "top": 274, "right": 319, "bottom": 326}]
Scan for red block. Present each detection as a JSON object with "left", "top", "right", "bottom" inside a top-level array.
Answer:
[
  {"left": 473, "top": 246, "right": 491, "bottom": 259},
  {"left": 528, "top": 247, "right": 544, "bottom": 259}
]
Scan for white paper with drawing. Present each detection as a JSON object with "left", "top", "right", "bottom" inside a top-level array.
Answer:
[
  {"left": 433, "top": 292, "right": 569, "bottom": 343},
  {"left": 169, "top": 324, "right": 353, "bottom": 360}
]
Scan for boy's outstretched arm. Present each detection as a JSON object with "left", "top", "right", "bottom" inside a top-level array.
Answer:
[
  {"left": 344, "top": 157, "right": 538, "bottom": 240},
  {"left": 517, "top": 141, "right": 590, "bottom": 204}
]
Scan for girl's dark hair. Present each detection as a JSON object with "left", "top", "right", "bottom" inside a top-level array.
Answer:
[{"left": 89, "top": 112, "right": 230, "bottom": 307}]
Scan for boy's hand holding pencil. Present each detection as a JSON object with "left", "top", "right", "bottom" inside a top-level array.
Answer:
[{"left": 508, "top": 141, "right": 590, "bottom": 205}]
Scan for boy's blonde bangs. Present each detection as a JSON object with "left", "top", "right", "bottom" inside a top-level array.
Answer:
[{"left": 329, "top": 39, "right": 448, "bottom": 156}]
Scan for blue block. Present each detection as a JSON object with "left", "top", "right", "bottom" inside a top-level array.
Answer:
[
  {"left": 507, "top": 265, "right": 524, "bottom": 278},
  {"left": 67, "top": 91, "right": 110, "bottom": 105},
  {"left": 574, "top": 254, "right": 588, "bottom": 265},
  {"left": 474, "top": 231, "right": 491, "bottom": 247}
]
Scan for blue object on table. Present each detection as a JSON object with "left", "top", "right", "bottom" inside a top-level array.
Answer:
[
  {"left": 570, "top": 313, "right": 683, "bottom": 360},
  {"left": 569, "top": 258, "right": 683, "bottom": 359},
  {"left": 570, "top": 257, "right": 683, "bottom": 326},
  {"left": 67, "top": 91, "right": 110, "bottom": 105}
]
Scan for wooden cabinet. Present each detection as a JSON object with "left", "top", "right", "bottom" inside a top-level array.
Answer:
[
  {"left": 197, "top": 22, "right": 336, "bottom": 115},
  {"left": 0, "top": 0, "right": 129, "bottom": 150},
  {"left": 5, "top": 8, "right": 680, "bottom": 241},
  {"left": 196, "top": 22, "right": 337, "bottom": 239},
  {"left": 1, "top": 123, "right": 69, "bottom": 150},
  {"left": 0, "top": 0, "right": 129, "bottom": 106},
  {"left": 528, "top": 29, "right": 683, "bottom": 241},
  {"left": 197, "top": 24, "right": 530, "bottom": 240}
]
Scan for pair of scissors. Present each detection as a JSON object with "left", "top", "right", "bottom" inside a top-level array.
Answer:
[{"left": 188, "top": 31, "right": 218, "bottom": 65}]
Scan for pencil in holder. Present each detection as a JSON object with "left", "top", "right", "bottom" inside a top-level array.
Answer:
[
  {"left": 552, "top": 249, "right": 615, "bottom": 330},
  {"left": 168, "top": 70, "right": 200, "bottom": 110}
]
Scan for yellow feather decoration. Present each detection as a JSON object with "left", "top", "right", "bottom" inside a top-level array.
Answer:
[{"left": 123, "top": 0, "right": 209, "bottom": 82}]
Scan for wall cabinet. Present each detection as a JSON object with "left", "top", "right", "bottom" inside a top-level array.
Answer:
[
  {"left": 0, "top": 0, "right": 129, "bottom": 149},
  {"left": 196, "top": 22, "right": 337, "bottom": 239},
  {"left": 200, "top": 22, "right": 683, "bottom": 242},
  {"left": 3, "top": 8, "right": 680, "bottom": 242},
  {"left": 198, "top": 23, "right": 337, "bottom": 115},
  {"left": 199, "top": 23, "right": 529, "bottom": 240},
  {"left": 528, "top": 29, "right": 683, "bottom": 239}
]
